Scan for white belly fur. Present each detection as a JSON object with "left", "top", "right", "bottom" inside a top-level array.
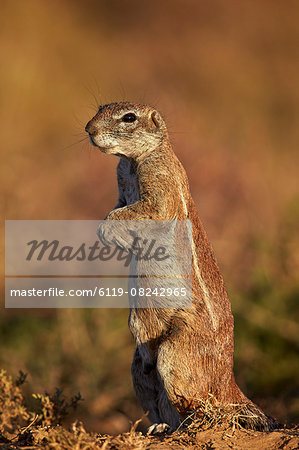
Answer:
[{"left": 117, "top": 158, "right": 140, "bottom": 206}]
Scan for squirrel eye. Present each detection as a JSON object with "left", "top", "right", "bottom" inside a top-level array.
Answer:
[{"left": 121, "top": 113, "right": 137, "bottom": 123}]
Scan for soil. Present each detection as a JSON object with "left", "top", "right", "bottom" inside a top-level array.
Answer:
[{"left": 1, "top": 421, "right": 299, "bottom": 449}]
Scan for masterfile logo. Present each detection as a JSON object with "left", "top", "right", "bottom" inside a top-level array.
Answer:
[{"left": 5, "top": 220, "right": 192, "bottom": 309}]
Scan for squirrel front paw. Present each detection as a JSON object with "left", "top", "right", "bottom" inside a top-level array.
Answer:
[
  {"left": 97, "top": 220, "right": 134, "bottom": 252},
  {"left": 97, "top": 221, "right": 114, "bottom": 247}
]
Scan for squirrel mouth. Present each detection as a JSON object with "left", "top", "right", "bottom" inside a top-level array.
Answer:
[{"left": 89, "top": 136, "right": 115, "bottom": 151}]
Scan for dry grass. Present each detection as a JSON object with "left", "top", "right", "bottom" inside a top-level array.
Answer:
[
  {"left": 178, "top": 394, "right": 277, "bottom": 433},
  {"left": 1, "top": 370, "right": 299, "bottom": 450}
]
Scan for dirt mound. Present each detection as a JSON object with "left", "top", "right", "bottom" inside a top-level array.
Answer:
[
  {"left": 1, "top": 369, "right": 298, "bottom": 449},
  {"left": 1, "top": 420, "right": 298, "bottom": 449}
]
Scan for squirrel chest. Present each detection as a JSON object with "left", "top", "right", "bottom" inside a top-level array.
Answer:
[{"left": 117, "top": 158, "right": 140, "bottom": 206}]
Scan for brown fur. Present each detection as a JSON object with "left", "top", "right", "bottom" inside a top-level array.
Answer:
[{"left": 85, "top": 102, "right": 276, "bottom": 432}]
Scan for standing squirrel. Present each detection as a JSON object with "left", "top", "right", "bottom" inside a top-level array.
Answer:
[{"left": 85, "top": 102, "right": 276, "bottom": 433}]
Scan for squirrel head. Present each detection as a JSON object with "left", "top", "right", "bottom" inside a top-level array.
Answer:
[{"left": 85, "top": 102, "right": 168, "bottom": 160}]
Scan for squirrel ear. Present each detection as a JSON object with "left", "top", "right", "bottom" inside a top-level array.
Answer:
[{"left": 151, "top": 111, "right": 163, "bottom": 129}]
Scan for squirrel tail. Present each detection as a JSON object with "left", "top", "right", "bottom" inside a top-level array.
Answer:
[{"left": 238, "top": 402, "right": 279, "bottom": 431}]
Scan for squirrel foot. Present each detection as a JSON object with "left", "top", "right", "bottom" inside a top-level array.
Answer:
[{"left": 147, "top": 423, "right": 170, "bottom": 435}]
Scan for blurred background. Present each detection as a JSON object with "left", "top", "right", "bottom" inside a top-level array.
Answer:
[{"left": 0, "top": 0, "right": 298, "bottom": 434}]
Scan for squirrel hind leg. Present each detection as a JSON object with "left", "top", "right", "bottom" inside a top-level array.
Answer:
[
  {"left": 132, "top": 347, "right": 182, "bottom": 430},
  {"left": 131, "top": 348, "right": 161, "bottom": 424},
  {"left": 156, "top": 388, "right": 182, "bottom": 430}
]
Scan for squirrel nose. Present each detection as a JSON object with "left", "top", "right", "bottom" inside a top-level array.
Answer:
[{"left": 85, "top": 121, "right": 98, "bottom": 136}]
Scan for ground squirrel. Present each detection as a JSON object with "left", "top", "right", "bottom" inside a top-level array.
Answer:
[{"left": 85, "top": 102, "right": 276, "bottom": 433}]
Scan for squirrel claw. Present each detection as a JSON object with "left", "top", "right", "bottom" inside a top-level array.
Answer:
[{"left": 147, "top": 423, "right": 170, "bottom": 435}]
